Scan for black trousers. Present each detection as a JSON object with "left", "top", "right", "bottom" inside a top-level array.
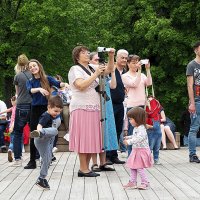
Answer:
[{"left": 30, "top": 105, "right": 47, "bottom": 162}]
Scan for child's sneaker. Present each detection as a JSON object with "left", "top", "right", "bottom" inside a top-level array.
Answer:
[
  {"left": 8, "top": 149, "right": 13, "bottom": 162},
  {"left": 123, "top": 181, "right": 137, "bottom": 189},
  {"left": 30, "top": 130, "right": 40, "bottom": 138},
  {"left": 138, "top": 183, "right": 150, "bottom": 190},
  {"left": 36, "top": 178, "right": 50, "bottom": 190},
  {"left": 154, "top": 160, "right": 161, "bottom": 165}
]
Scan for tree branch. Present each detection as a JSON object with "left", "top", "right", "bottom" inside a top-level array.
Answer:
[{"left": 14, "top": 0, "right": 22, "bottom": 20}]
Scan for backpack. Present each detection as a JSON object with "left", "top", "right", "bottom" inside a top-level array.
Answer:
[{"left": 146, "top": 96, "right": 161, "bottom": 126}]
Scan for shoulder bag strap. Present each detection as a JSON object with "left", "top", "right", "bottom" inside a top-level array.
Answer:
[
  {"left": 77, "top": 63, "right": 91, "bottom": 76},
  {"left": 145, "top": 81, "right": 155, "bottom": 110},
  {"left": 22, "top": 71, "right": 32, "bottom": 85}
]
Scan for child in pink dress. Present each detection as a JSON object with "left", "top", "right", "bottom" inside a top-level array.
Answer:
[{"left": 123, "top": 107, "right": 153, "bottom": 190}]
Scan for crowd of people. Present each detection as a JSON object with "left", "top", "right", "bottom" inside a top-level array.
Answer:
[{"left": 1, "top": 41, "right": 200, "bottom": 191}]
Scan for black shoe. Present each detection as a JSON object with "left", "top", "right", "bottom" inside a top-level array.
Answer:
[
  {"left": 24, "top": 161, "right": 36, "bottom": 169},
  {"left": 1, "top": 146, "right": 7, "bottom": 153},
  {"left": 43, "top": 179, "right": 50, "bottom": 189},
  {"left": 190, "top": 154, "right": 200, "bottom": 163},
  {"left": 36, "top": 178, "right": 50, "bottom": 190},
  {"left": 111, "top": 158, "right": 125, "bottom": 164},
  {"left": 78, "top": 170, "right": 100, "bottom": 177},
  {"left": 91, "top": 164, "right": 101, "bottom": 172},
  {"left": 99, "top": 164, "right": 115, "bottom": 171},
  {"left": 106, "top": 159, "right": 113, "bottom": 165},
  {"left": 52, "top": 156, "right": 56, "bottom": 162}
]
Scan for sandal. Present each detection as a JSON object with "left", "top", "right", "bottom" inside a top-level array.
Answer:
[
  {"left": 91, "top": 164, "right": 101, "bottom": 172},
  {"left": 99, "top": 164, "right": 115, "bottom": 171}
]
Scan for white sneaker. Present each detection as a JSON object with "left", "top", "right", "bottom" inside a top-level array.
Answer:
[
  {"left": 154, "top": 160, "right": 161, "bottom": 165},
  {"left": 11, "top": 159, "right": 22, "bottom": 167},
  {"left": 121, "top": 152, "right": 127, "bottom": 158},
  {"left": 52, "top": 147, "right": 58, "bottom": 153}
]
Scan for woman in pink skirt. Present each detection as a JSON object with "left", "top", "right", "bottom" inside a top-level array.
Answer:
[
  {"left": 123, "top": 107, "right": 153, "bottom": 190},
  {"left": 68, "top": 45, "right": 115, "bottom": 177}
]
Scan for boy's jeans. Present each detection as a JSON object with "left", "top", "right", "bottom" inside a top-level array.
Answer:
[
  {"left": 147, "top": 121, "right": 162, "bottom": 161},
  {"left": 34, "top": 127, "right": 58, "bottom": 179},
  {"left": 188, "top": 101, "right": 200, "bottom": 157}
]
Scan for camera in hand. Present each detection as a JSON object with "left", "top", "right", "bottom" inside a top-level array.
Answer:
[
  {"left": 97, "top": 47, "right": 111, "bottom": 64},
  {"left": 95, "top": 85, "right": 110, "bottom": 101},
  {"left": 97, "top": 47, "right": 111, "bottom": 52},
  {"left": 140, "top": 59, "right": 149, "bottom": 65}
]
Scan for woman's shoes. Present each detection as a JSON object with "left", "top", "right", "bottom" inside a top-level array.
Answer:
[
  {"left": 162, "top": 147, "right": 167, "bottom": 150},
  {"left": 78, "top": 170, "right": 100, "bottom": 177},
  {"left": 99, "top": 164, "right": 115, "bottom": 171},
  {"left": 91, "top": 164, "right": 101, "bottom": 172},
  {"left": 174, "top": 147, "right": 179, "bottom": 150}
]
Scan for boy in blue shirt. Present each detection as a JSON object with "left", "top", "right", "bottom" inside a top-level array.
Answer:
[{"left": 31, "top": 95, "right": 63, "bottom": 190}]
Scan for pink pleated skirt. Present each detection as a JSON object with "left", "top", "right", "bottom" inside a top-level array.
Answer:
[
  {"left": 126, "top": 148, "right": 153, "bottom": 169},
  {"left": 69, "top": 109, "right": 103, "bottom": 153}
]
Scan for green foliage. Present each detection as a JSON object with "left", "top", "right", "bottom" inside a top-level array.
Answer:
[{"left": 0, "top": 0, "right": 198, "bottom": 131}]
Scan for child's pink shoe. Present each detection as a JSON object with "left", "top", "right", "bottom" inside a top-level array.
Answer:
[
  {"left": 123, "top": 181, "right": 137, "bottom": 189},
  {"left": 137, "top": 183, "right": 150, "bottom": 190}
]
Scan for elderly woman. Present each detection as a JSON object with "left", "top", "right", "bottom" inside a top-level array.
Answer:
[{"left": 68, "top": 45, "right": 115, "bottom": 177}]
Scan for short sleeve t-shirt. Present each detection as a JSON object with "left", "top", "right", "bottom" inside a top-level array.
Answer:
[
  {"left": 13, "top": 70, "right": 32, "bottom": 104},
  {"left": 39, "top": 112, "right": 53, "bottom": 128},
  {"left": 186, "top": 60, "right": 200, "bottom": 99}
]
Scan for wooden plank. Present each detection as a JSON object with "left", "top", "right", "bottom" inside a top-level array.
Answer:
[
  {"left": 24, "top": 153, "right": 63, "bottom": 200},
  {"left": 54, "top": 152, "right": 77, "bottom": 200},
  {"left": 1, "top": 148, "right": 200, "bottom": 199}
]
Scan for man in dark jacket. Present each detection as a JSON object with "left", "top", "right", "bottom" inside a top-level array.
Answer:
[{"left": 106, "top": 49, "right": 128, "bottom": 164}]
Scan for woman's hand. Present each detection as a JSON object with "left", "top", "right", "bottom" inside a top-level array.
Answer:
[
  {"left": 145, "top": 60, "right": 150, "bottom": 70},
  {"left": 9, "top": 127, "right": 13, "bottom": 133},
  {"left": 108, "top": 48, "right": 115, "bottom": 56},
  {"left": 94, "top": 65, "right": 106, "bottom": 76},
  {"left": 137, "top": 61, "right": 142, "bottom": 71},
  {"left": 39, "top": 88, "right": 49, "bottom": 96}
]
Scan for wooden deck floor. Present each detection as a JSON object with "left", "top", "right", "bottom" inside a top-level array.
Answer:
[{"left": 0, "top": 147, "right": 200, "bottom": 200}]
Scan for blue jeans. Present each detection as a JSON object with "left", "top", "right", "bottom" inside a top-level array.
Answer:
[
  {"left": 9, "top": 132, "right": 23, "bottom": 151},
  {"left": 13, "top": 104, "right": 31, "bottom": 160},
  {"left": 0, "top": 124, "right": 7, "bottom": 148},
  {"left": 188, "top": 101, "right": 200, "bottom": 156},
  {"left": 184, "top": 135, "right": 200, "bottom": 146},
  {"left": 147, "top": 121, "right": 162, "bottom": 161}
]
